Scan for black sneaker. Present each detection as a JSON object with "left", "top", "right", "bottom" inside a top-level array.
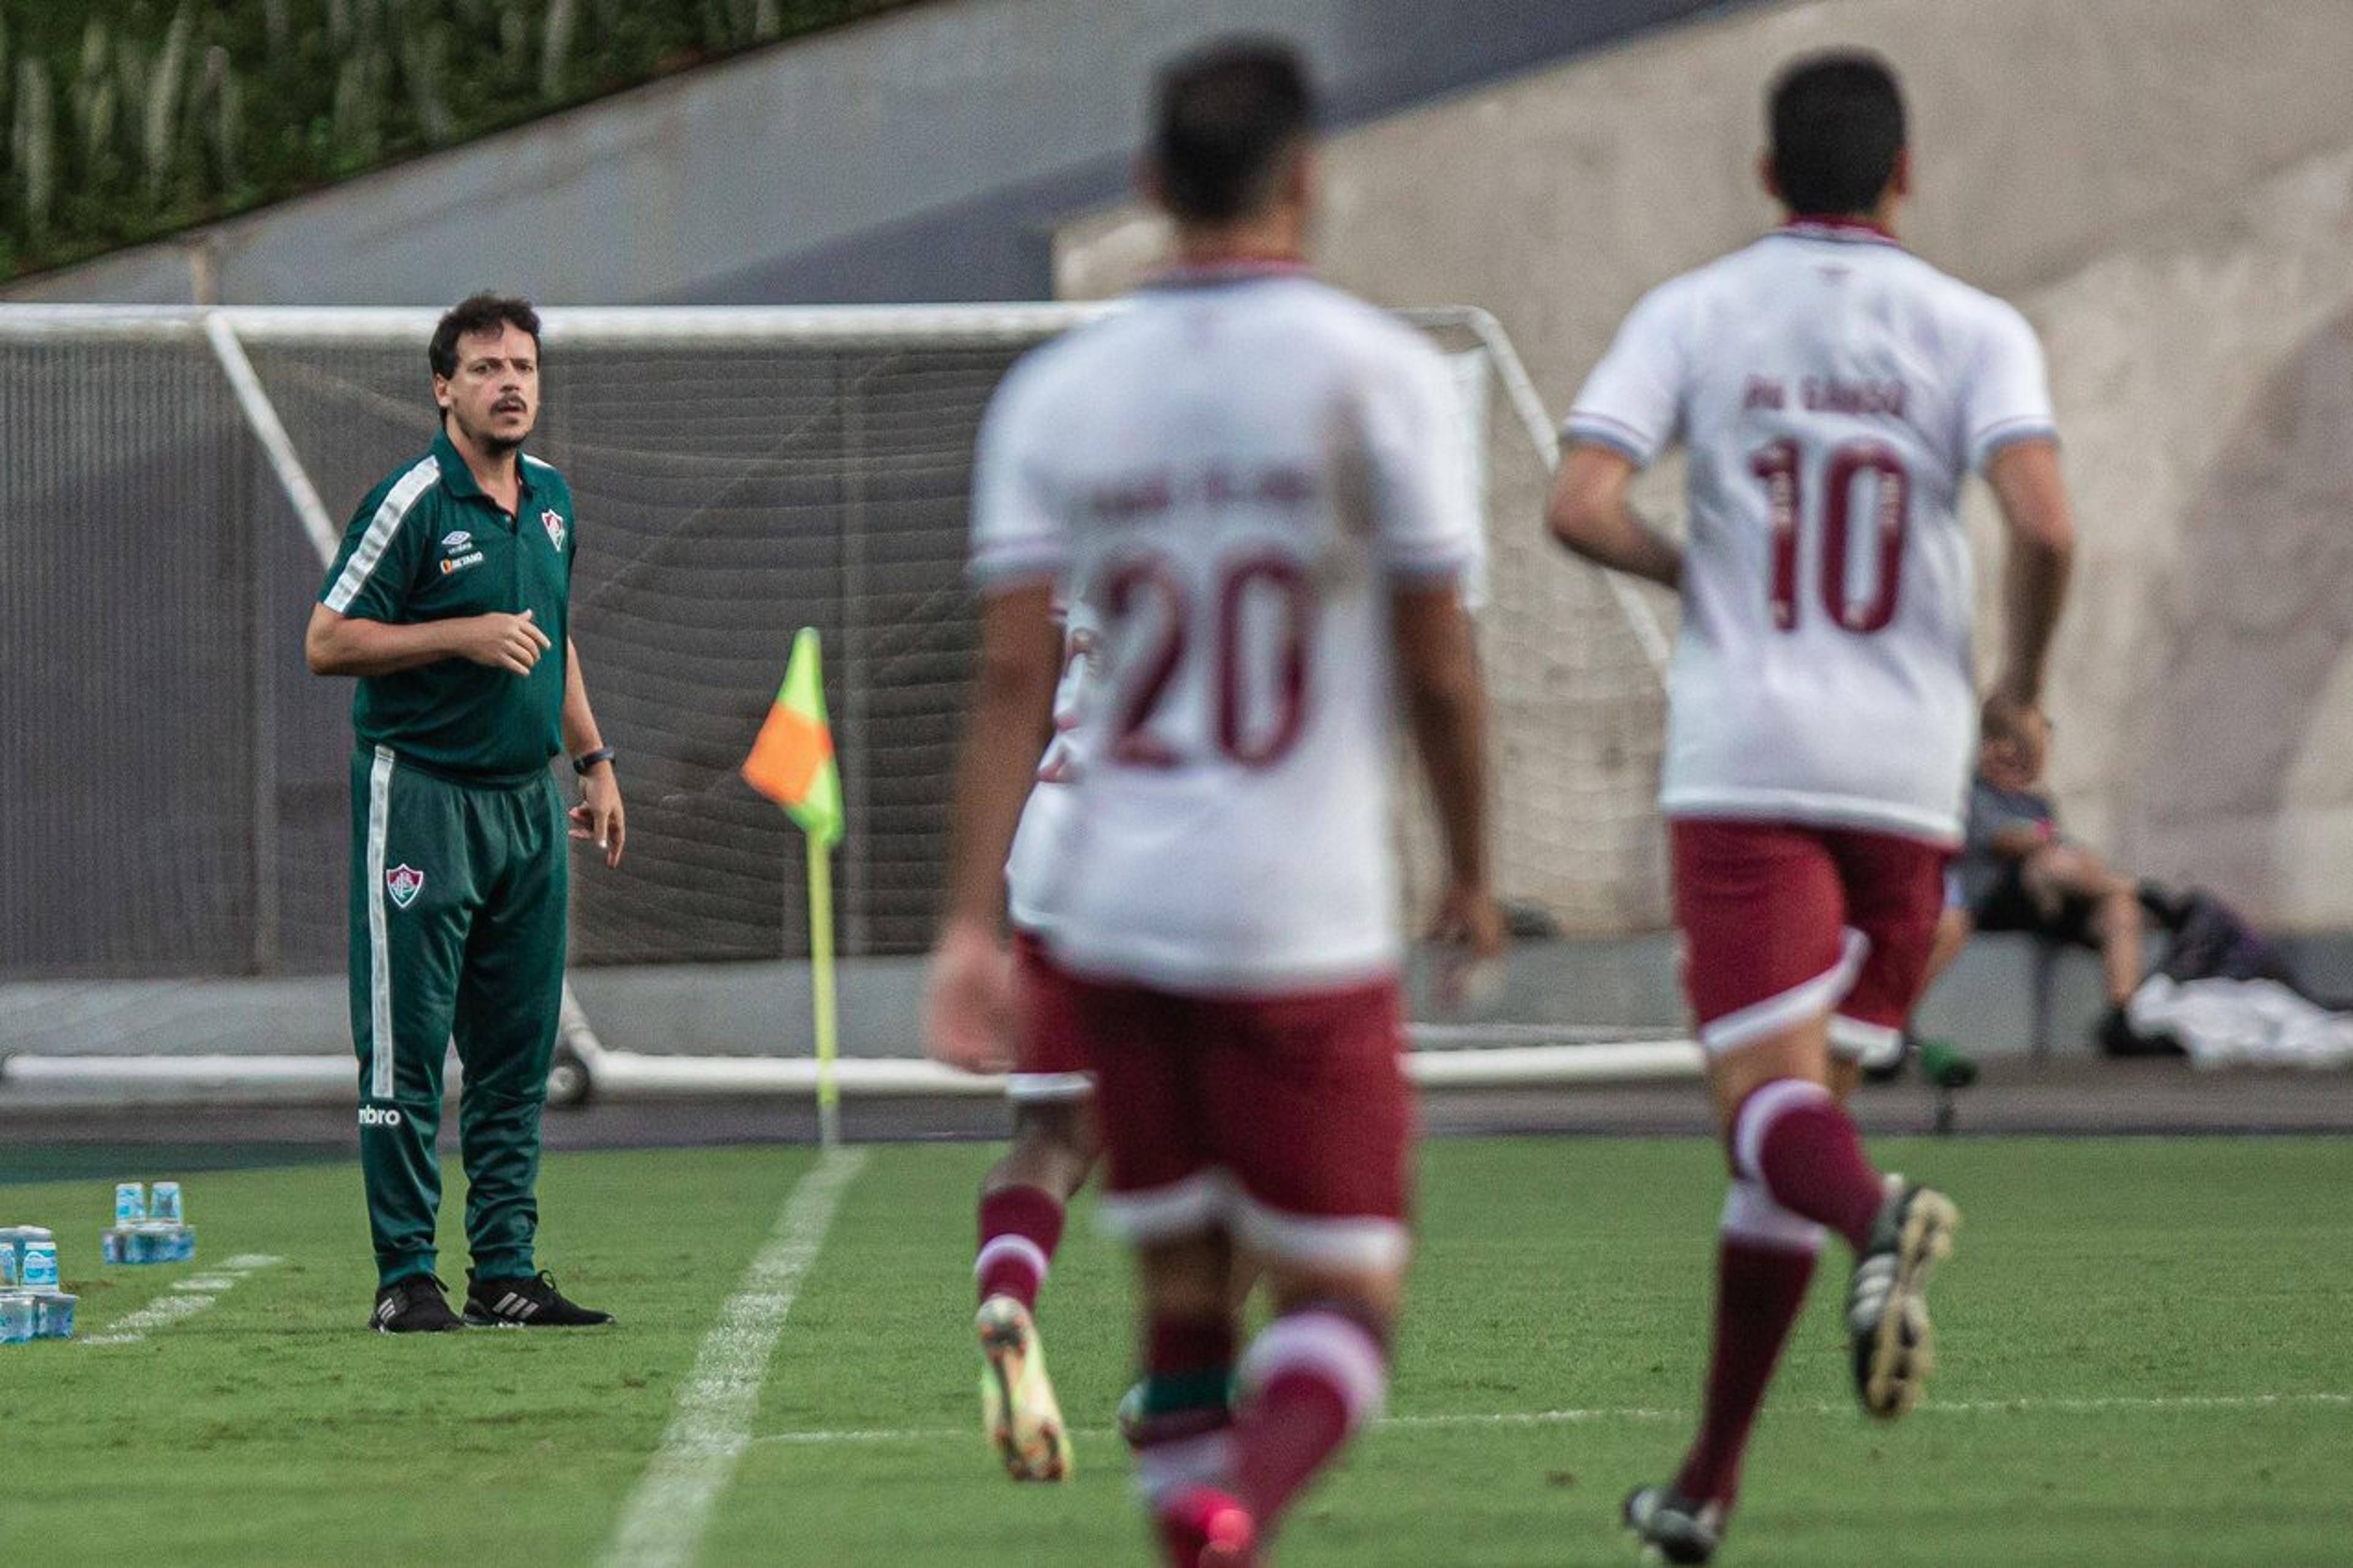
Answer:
[
  {"left": 1848, "top": 1180, "right": 1960, "bottom": 1419},
  {"left": 1623, "top": 1483, "right": 1724, "bottom": 1564},
  {"left": 464, "top": 1269, "right": 613, "bottom": 1328},
  {"left": 371, "top": 1276, "right": 466, "bottom": 1334},
  {"left": 2094, "top": 1004, "right": 2182, "bottom": 1058}
]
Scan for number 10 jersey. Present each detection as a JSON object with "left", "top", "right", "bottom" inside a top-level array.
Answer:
[
  {"left": 1566, "top": 220, "right": 2058, "bottom": 844},
  {"left": 969, "top": 268, "right": 1482, "bottom": 995}
]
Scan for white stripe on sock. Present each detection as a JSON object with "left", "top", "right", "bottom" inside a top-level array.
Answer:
[
  {"left": 1136, "top": 1428, "right": 1235, "bottom": 1508},
  {"left": 1240, "top": 1309, "right": 1388, "bottom": 1428},
  {"left": 1731, "top": 1077, "right": 1834, "bottom": 1184},
  {"left": 973, "top": 1233, "right": 1050, "bottom": 1288},
  {"left": 1721, "top": 1178, "right": 1825, "bottom": 1253}
]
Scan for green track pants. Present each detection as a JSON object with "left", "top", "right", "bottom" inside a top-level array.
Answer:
[{"left": 349, "top": 746, "right": 568, "bottom": 1287}]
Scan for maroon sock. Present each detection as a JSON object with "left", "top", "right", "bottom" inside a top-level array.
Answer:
[
  {"left": 1229, "top": 1308, "right": 1386, "bottom": 1526},
  {"left": 974, "top": 1184, "right": 1065, "bottom": 1310},
  {"left": 1673, "top": 1185, "right": 1819, "bottom": 1507},
  {"left": 1737, "top": 1080, "right": 1885, "bottom": 1252},
  {"left": 1134, "top": 1313, "right": 1240, "bottom": 1505}
]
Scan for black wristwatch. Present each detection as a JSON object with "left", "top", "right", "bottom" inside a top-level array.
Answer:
[{"left": 572, "top": 745, "right": 616, "bottom": 776}]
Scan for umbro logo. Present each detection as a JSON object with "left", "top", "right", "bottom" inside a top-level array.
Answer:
[
  {"left": 358, "top": 1105, "right": 404, "bottom": 1128},
  {"left": 440, "top": 529, "right": 472, "bottom": 552},
  {"left": 385, "top": 864, "right": 424, "bottom": 908}
]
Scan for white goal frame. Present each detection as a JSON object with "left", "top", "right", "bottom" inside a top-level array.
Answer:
[{"left": 0, "top": 302, "right": 1692, "bottom": 1106}]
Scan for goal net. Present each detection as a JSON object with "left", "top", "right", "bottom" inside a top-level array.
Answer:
[{"left": 0, "top": 303, "right": 1686, "bottom": 1104}]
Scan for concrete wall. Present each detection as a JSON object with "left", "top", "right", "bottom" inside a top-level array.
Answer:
[
  {"left": 1058, "top": 0, "right": 2353, "bottom": 930},
  {"left": 0, "top": 0, "right": 1740, "bottom": 308}
]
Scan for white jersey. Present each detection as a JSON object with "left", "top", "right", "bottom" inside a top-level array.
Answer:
[
  {"left": 1004, "top": 598, "right": 1099, "bottom": 934},
  {"left": 971, "top": 267, "right": 1481, "bottom": 994},
  {"left": 1566, "top": 219, "right": 2056, "bottom": 843}
]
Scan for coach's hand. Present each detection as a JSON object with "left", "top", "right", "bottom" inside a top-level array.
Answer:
[
  {"left": 1429, "top": 883, "right": 1507, "bottom": 1010},
  {"left": 458, "top": 608, "right": 552, "bottom": 675},
  {"left": 569, "top": 767, "right": 626, "bottom": 869},
  {"left": 925, "top": 918, "right": 1015, "bottom": 1074}
]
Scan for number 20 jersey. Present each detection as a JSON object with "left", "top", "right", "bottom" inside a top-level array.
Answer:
[
  {"left": 1566, "top": 221, "right": 2058, "bottom": 844},
  {"left": 970, "top": 269, "right": 1482, "bottom": 996}
]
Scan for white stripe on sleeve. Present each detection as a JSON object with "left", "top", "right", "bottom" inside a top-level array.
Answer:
[{"left": 324, "top": 458, "right": 441, "bottom": 613}]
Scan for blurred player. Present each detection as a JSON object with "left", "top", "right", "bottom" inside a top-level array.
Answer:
[
  {"left": 950, "top": 599, "right": 1103, "bottom": 1483},
  {"left": 926, "top": 37, "right": 1501, "bottom": 1566},
  {"left": 1547, "top": 51, "right": 2075, "bottom": 1563}
]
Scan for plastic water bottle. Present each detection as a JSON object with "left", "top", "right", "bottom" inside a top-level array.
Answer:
[
  {"left": 21, "top": 1242, "right": 59, "bottom": 1292},
  {"left": 150, "top": 1182, "right": 183, "bottom": 1223},
  {"left": 0, "top": 1227, "right": 34, "bottom": 1284},
  {"left": 115, "top": 1183, "right": 146, "bottom": 1225},
  {"left": 0, "top": 1294, "right": 33, "bottom": 1344},
  {"left": 33, "top": 1293, "right": 75, "bottom": 1339}
]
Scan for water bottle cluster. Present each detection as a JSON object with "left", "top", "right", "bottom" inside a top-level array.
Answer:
[
  {"left": 0, "top": 1227, "right": 76, "bottom": 1343},
  {"left": 102, "top": 1181, "right": 197, "bottom": 1266}
]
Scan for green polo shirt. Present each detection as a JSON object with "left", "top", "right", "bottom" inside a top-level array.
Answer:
[{"left": 319, "top": 431, "right": 576, "bottom": 781}]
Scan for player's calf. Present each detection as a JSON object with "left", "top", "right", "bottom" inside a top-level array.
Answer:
[
  {"left": 1130, "top": 1311, "right": 1241, "bottom": 1501},
  {"left": 1727, "top": 1076, "right": 1886, "bottom": 1252},
  {"left": 1224, "top": 1299, "right": 1389, "bottom": 1537}
]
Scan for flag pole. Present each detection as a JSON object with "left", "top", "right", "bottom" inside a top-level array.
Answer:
[
  {"left": 741, "top": 625, "right": 846, "bottom": 1149},
  {"left": 808, "top": 828, "right": 841, "bottom": 1149}
]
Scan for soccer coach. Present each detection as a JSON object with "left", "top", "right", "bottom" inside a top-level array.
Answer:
[{"left": 306, "top": 294, "right": 621, "bottom": 1335}]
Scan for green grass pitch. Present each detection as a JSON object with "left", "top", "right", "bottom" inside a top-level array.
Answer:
[{"left": 3, "top": 1135, "right": 2348, "bottom": 1565}]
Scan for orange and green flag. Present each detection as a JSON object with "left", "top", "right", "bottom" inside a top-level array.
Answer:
[{"left": 742, "top": 627, "right": 844, "bottom": 847}]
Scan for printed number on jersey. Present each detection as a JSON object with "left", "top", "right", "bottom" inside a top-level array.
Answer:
[
  {"left": 1751, "top": 439, "right": 1910, "bottom": 634},
  {"left": 1104, "top": 553, "right": 1313, "bottom": 770}
]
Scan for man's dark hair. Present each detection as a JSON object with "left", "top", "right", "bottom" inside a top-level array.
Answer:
[
  {"left": 1768, "top": 51, "right": 1906, "bottom": 218},
  {"left": 1151, "top": 38, "right": 1317, "bottom": 223},
  {"left": 429, "top": 293, "right": 541, "bottom": 381}
]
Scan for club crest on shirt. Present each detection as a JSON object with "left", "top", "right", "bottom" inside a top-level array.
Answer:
[
  {"left": 385, "top": 864, "right": 425, "bottom": 909},
  {"left": 540, "top": 509, "right": 567, "bottom": 551}
]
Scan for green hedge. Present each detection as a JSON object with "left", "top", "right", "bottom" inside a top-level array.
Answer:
[{"left": 0, "top": 0, "right": 919, "bottom": 281}]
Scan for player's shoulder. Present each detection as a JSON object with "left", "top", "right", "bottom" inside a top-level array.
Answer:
[
  {"left": 1896, "top": 252, "right": 2037, "bottom": 338},
  {"left": 1265, "top": 278, "right": 1449, "bottom": 388},
  {"left": 986, "top": 311, "right": 1120, "bottom": 428},
  {"left": 356, "top": 448, "right": 444, "bottom": 521},
  {"left": 1605, "top": 257, "right": 1728, "bottom": 350}
]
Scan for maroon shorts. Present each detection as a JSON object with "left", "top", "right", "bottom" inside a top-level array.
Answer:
[
  {"left": 1007, "top": 930, "right": 1093, "bottom": 1102},
  {"left": 1025, "top": 953, "right": 1414, "bottom": 1272},
  {"left": 1671, "top": 818, "right": 1950, "bottom": 1061}
]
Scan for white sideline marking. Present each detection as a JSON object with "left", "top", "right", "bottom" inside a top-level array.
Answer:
[
  {"left": 748, "top": 1390, "right": 2353, "bottom": 1448},
  {"left": 79, "top": 1254, "right": 286, "bottom": 1346},
  {"left": 599, "top": 1148, "right": 868, "bottom": 1568}
]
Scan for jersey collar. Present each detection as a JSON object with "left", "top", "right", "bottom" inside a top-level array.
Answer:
[
  {"left": 431, "top": 428, "right": 536, "bottom": 506},
  {"left": 1775, "top": 216, "right": 1905, "bottom": 249},
  {"left": 1140, "top": 257, "right": 1311, "bottom": 291}
]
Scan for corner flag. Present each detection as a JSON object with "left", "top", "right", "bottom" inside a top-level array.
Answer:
[{"left": 743, "top": 627, "right": 843, "bottom": 847}]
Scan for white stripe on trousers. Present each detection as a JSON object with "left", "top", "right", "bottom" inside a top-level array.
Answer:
[{"left": 367, "top": 745, "right": 396, "bottom": 1101}]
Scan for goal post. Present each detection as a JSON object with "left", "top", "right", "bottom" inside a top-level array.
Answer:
[{"left": 0, "top": 301, "right": 1689, "bottom": 1106}]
